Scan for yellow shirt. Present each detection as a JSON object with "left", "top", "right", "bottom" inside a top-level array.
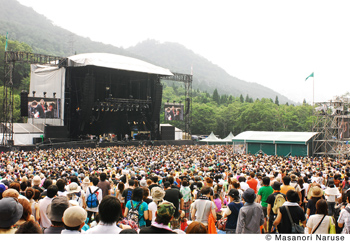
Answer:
[{"left": 280, "top": 185, "right": 295, "bottom": 195}]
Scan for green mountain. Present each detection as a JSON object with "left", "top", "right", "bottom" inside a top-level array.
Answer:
[{"left": 0, "top": 0, "right": 293, "bottom": 104}]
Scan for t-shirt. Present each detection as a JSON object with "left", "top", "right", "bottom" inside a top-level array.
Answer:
[
  {"left": 225, "top": 201, "right": 243, "bottom": 230},
  {"left": 277, "top": 205, "right": 305, "bottom": 233},
  {"left": 97, "top": 180, "right": 111, "bottom": 199},
  {"left": 306, "top": 214, "right": 331, "bottom": 234},
  {"left": 306, "top": 199, "right": 319, "bottom": 216},
  {"left": 258, "top": 186, "right": 274, "bottom": 207},
  {"left": 247, "top": 178, "right": 258, "bottom": 193},
  {"left": 122, "top": 188, "right": 133, "bottom": 204},
  {"left": 280, "top": 185, "right": 295, "bottom": 195},
  {"left": 164, "top": 188, "right": 183, "bottom": 218},
  {"left": 125, "top": 200, "right": 148, "bottom": 227}
]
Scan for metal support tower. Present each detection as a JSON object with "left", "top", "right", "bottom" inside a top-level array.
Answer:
[
  {"left": 312, "top": 97, "right": 350, "bottom": 158},
  {"left": 1, "top": 51, "right": 64, "bottom": 146}
]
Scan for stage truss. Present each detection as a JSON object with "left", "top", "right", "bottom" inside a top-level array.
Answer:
[
  {"left": 312, "top": 96, "right": 350, "bottom": 158},
  {"left": 161, "top": 72, "right": 193, "bottom": 139},
  {"left": 1, "top": 51, "right": 64, "bottom": 146}
]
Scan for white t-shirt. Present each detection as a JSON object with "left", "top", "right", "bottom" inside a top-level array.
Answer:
[
  {"left": 306, "top": 214, "right": 331, "bottom": 234},
  {"left": 85, "top": 186, "right": 102, "bottom": 212},
  {"left": 85, "top": 223, "right": 122, "bottom": 234}
]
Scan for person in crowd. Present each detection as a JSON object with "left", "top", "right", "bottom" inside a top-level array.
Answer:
[
  {"left": 15, "top": 220, "right": 43, "bottom": 234},
  {"left": 0, "top": 197, "right": 23, "bottom": 234},
  {"left": 191, "top": 186, "right": 216, "bottom": 226},
  {"left": 186, "top": 221, "right": 208, "bottom": 234},
  {"left": 164, "top": 180, "right": 184, "bottom": 229},
  {"left": 257, "top": 176, "right": 274, "bottom": 232},
  {"left": 85, "top": 176, "right": 102, "bottom": 223},
  {"left": 337, "top": 190, "right": 350, "bottom": 233},
  {"left": 86, "top": 195, "right": 127, "bottom": 233},
  {"left": 124, "top": 187, "right": 149, "bottom": 228},
  {"left": 266, "top": 181, "right": 286, "bottom": 233},
  {"left": 14, "top": 198, "right": 35, "bottom": 228},
  {"left": 97, "top": 172, "right": 111, "bottom": 199},
  {"left": 306, "top": 186, "right": 324, "bottom": 219},
  {"left": 38, "top": 184, "right": 58, "bottom": 229},
  {"left": 324, "top": 181, "right": 341, "bottom": 216},
  {"left": 180, "top": 179, "right": 192, "bottom": 219},
  {"left": 307, "top": 199, "right": 333, "bottom": 234},
  {"left": 61, "top": 206, "right": 87, "bottom": 234},
  {"left": 139, "top": 201, "right": 177, "bottom": 234},
  {"left": 44, "top": 196, "right": 70, "bottom": 234},
  {"left": 273, "top": 190, "right": 306, "bottom": 233},
  {"left": 223, "top": 189, "right": 243, "bottom": 233},
  {"left": 236, "top": 188, "right": 264, "bottom": 233}
]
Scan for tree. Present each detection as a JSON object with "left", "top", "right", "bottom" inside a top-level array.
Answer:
[
  {"left": 212, "top": 88, "right": 220, "bottom": 105},
  {"left": 275, "top": 96, "right": 279, "bottom": 106},
  {"left": 239, "top": 94, "right": 244, "bottom": 103}
]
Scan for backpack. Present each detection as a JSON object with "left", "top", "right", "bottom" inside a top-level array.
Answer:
[
  {"left": 86, "top": 187, "right": 100, "bottom": 208},
  {"left": 272, "top": 193, "right": 286, "bottom": 214},
  {"left": 126, "top": 200, "right": 141, "bottom": 226}
]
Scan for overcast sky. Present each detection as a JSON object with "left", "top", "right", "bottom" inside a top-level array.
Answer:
[{"left": 17, "top": 0, "right": 350, "bottom": 104}]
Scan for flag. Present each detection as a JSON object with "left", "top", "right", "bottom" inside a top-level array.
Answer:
[
  {"left": 4, "top": 32, "right": 8, "bottom": 51},
  {"left": 305, "top": 72, "right": 314, "bottom": 81}
]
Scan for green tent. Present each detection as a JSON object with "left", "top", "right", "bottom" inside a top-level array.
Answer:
[{"left": 232, "top": 131, "right": 318, "bottom": 156}]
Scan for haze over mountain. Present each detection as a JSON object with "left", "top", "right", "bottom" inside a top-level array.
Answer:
[{"left": 0, "top": 0, "right": 294, "bottom": 104}]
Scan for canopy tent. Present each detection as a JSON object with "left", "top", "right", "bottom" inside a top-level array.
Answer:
[
  {"left": 200, "top": 132, "right": 224, "bottom": 145},
  {"left": 221, "top": 132, "right": 235, "bottom": 144},
  {"left": 232, "top": 131, "right": 318, "bottom": 156}
]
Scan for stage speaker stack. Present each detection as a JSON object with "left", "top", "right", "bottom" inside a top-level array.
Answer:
[
  {"left": 151, "top": 83, "right": 163, "bottom": 121},
  {"left": 161, "top": 126, "right": 175, "bottom": 140},
  {"left": 44, "top": 125, "right": 69, "bottom": 139},
  {"left": 81, "top": 73, "right": 95, "bottom": 122},
  {"left": 20, "top": 90, "right": 28, "bottom": 117}
]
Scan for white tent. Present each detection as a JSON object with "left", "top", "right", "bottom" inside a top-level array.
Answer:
[
  {"left": 200, "top": 132, "right": 222, "bottom": 144},
  {"left": 222, "top": 132, "right": 235, "bottom": 144}
]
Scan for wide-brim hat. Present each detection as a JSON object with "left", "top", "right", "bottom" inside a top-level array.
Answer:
[
  {"left": 47, "top": 196, "right": 69, "bottom": 222},
  {"left": 0, "top": 197, "right": 23, "bottom": 228},
  {"left": 151, "top": 187, "right": 165, "bottom": 202},
  {"left": 67, "top": 182, "right": 81, "bottom": 194},
  {"left": 310, "top": 186, "right": 323, "bottom": 198}
]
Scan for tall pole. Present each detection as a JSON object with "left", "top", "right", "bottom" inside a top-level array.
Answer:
[{"left": 313, "top": 73, "right": 315, "bottom": 107}]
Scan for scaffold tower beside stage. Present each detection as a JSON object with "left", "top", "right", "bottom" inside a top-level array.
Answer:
[{"left": 312, "top": 95, "right": 350, "bottom": 158}]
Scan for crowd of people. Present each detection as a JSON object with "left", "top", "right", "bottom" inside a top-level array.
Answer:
[{"left": 0, "top": 144, "right": 350, "bottom": 234}]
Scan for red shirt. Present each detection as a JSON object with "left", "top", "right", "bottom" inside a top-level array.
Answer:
[{"left": 247, "top": 178, "right": 258, "bottom": 193}]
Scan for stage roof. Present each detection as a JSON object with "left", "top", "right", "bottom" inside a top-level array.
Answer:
[
  {"left": 232, "top": 131, "right": 318, "bottom": 145},
  {"left": 66, "top": 53, "right": 173, "bottom": 76}
]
